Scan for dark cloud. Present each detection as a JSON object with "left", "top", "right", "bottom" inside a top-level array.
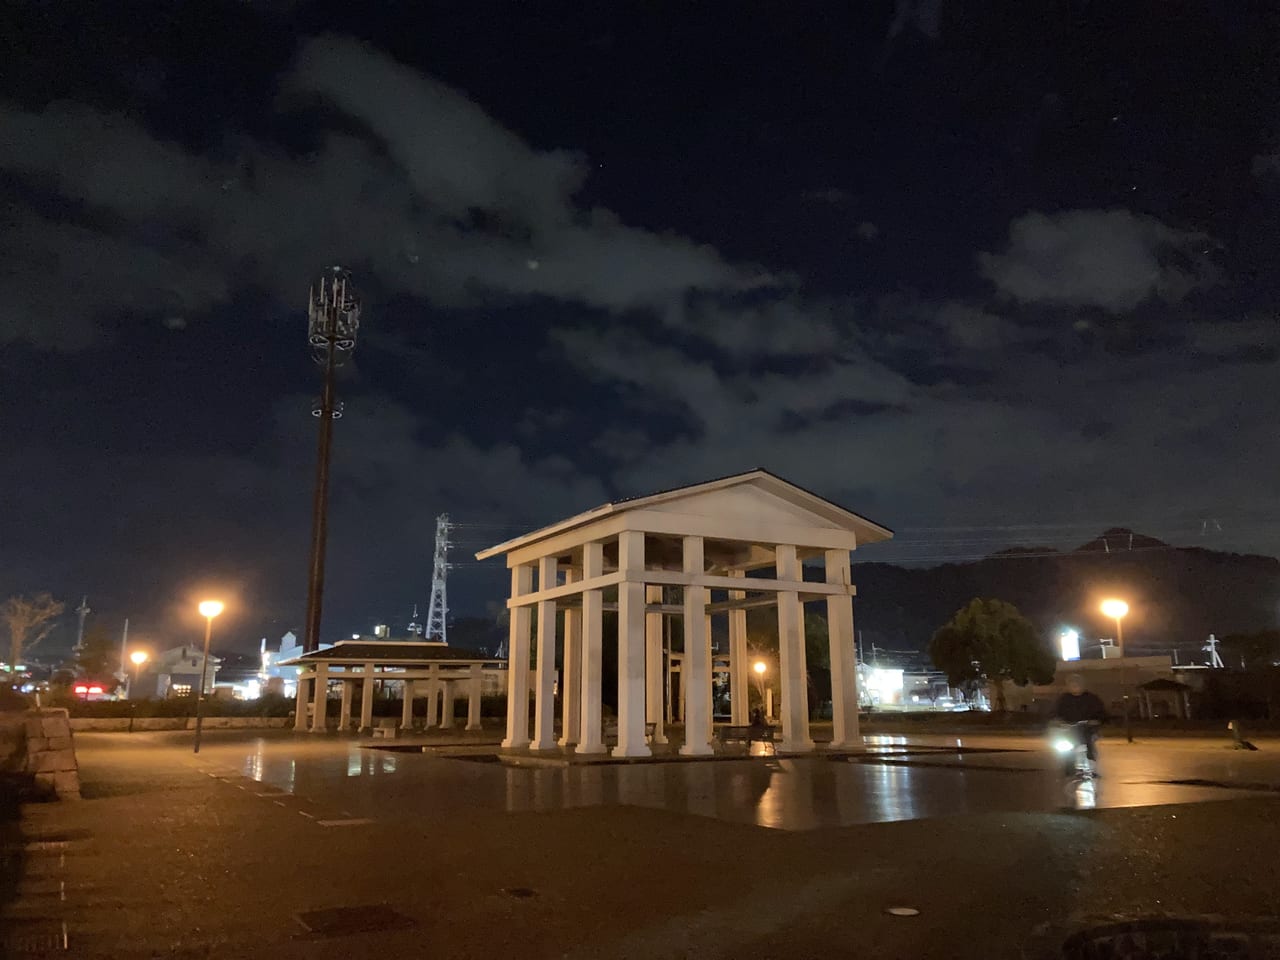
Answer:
[{"left": 0, "top": 36, "right": 774, "bottom": 348}]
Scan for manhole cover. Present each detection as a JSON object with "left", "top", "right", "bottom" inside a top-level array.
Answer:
[
  {"left": 885, "top": 907, "right": 920, "bottom": 917},
  {"left": 504, "top": 887, "right": 537, "bottom": 900},
  {"left": 296, "top": 905, "right": 414, "bottom": 938}
]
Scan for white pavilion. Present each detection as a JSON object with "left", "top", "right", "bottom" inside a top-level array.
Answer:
[{"left": 476, "top": 469, "right": 893, "bottom": 757}]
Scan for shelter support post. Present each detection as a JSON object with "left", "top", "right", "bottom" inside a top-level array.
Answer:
[
  {"left": 294, "top": 675, "right": 312, "bottom": 732},
  {"left": 441, "top": 679, "right": 456, "bottom": 729},
  {"left": 776, "top": 544, "right": 814, "bottom": 753},
  {"left": 339, "top": 678, "right": 354, "bottom": 733},
  {"left": 310, "top": 663, "right": 329, "bottom": 733},
  {"left": 679, "top": 535, "right": 714, "bottom": 756},
  {"left": 577, "top": 541, "right": 607, "bottom": 755},
  {"left": 645, "top": 584, "right": 667, "bottom": 745},
  {"left": 401, "top": 679, "right": 415, "bottom": 731},
  {"left": 560, "top": 569, "right": 583, "bottom": 746},
  {"left": 825, "top": 549, "right": 859, "bottom": 749},
  {"left": 502, "top": 564, "right": 535, "bottom": 749},
  {"left": 467, "top": 663, "right": 483, "bottom": 731},
  {"left": 614, "top": 531, "right": 651, "bottom": 758},
  {"left": 729, "top": 572, "right": 749, "bottom": 725},
  {"left": 359, "top": 663, "right": 375, "bottom": 733},
  {"left": 532, "top": 556, "right": 559, "bottom": 750}
]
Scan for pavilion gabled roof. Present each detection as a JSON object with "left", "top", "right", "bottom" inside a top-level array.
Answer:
[{"left": 475, "top": 468, "right": 892, "bottom": 561}]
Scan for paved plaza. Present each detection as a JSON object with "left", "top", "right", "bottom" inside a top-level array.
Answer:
[{"left": 5, "top": 728, "right": 1280, "bottom": 958}]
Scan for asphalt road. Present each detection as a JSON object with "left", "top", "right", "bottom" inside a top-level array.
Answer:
[{"left": 5, "top": 729, "right": 1280, "bottom": 958}]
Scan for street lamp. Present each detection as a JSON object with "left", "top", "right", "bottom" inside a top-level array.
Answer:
[
  {"left": 303, "top": 267, "right": 361, "bottom": 653},
  {"left": 1100, "top": 598, "right": 1132, "bottom": 743},
  {"left": 752, "top": 660, "right": 772, "bottom": 721},
  {"left": 193, "top": 600, "right": 224, "bottom": 754},
  {"left": 129, "top": 650, "right": 148, "bottom": 698}
]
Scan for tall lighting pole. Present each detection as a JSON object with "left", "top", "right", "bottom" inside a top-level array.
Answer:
[
  {"left": 1100, "top": 598, "right": 1131, "bottom": 743},
  {"left": 303, "top": 267, "right": 361, "bottom": 652}
]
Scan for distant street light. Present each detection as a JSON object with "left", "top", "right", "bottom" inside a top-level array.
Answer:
[
  {"left": 753, "top": 660, "right": 767, "bottom": 676},
  {"left": 193, "top": 600, "right": 224, "bottom": 754},
  {"left": 1100, "top": 598, "right": 1132, "bottom": 743},
  {"left": 303, "top": 267, "right": 361, "bottom": 653}
]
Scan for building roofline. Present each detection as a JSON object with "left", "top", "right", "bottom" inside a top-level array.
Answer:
[{"left": 475, "top": 468, "right": 894, "bottom": 560}]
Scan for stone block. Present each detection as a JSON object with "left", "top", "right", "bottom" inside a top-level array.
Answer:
[
  {"left": 42, "top": 717, "right": 70, "bottom": 737},
  {"left": 52, "top": 771, "right": 81, "bottom": 798},
  {"left": 46, "top": 737, "right": 73, "bottom": 752},
  {"left": 26, "top": 736, "right": 49, "bottom": 753},
  {"left": 31, "top": 751, "right": 73, "bottom": 773},
  {"left": 24, "top": 717, "right": 45, "bottom": 738}
]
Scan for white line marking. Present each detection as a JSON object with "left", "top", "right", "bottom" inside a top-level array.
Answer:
[
  {"left": 298, "top": 811, "right": 314, "bottom": 819},
  {"left": 316, "top": 818, "right": 375, "bottom": 827},
  {"left": 60, "top": 880, "right": 65, "bottom": 902},
  {"left": 273, "top": 800, "right": 286, "bottom": 807}
]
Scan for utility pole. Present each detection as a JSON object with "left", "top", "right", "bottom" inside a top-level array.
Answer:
[
  {"left": 426, "top": 514, "right": 453, "bottom": 644},
  {"left": 302, "top": 268, "right": 361, "bottom": 652},
  {"left": 74, "top": 597, "right": 90, "bottom": 653}
]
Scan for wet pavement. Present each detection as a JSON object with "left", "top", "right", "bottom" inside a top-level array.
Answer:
[
  {"left": 183, "top": 730, "right": 1277, "bottom": 831},
  {"left": 6, "top": 728, "right": 1280, "bottom": 959}
]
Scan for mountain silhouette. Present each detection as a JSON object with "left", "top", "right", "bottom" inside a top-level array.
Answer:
[{"left": 852, "top": 531, "right": 1280, "bottom": 659}]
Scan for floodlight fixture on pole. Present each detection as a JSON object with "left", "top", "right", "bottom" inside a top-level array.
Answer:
[{"left": 302, "top": 267, "right": 361, "bottom": 653}]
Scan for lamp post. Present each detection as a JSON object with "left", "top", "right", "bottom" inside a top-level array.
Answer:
[
  {"left": 193, "top": 600, "right": 224, "bottom": 754},
  {"left": 753, "top": 660, "right": 771, "bottom": 720},
  {"left": 128, "top": 651, "right": 148, "bottom": 733},
  {"left": 1100, "top": 598, "right": 1132, "bottom": 742},
  {"left": 128, "top": 650, "right": 148, "bottom": 698},
  {"left": 302, "top": 268, "right": 361, "bottom": 653}
]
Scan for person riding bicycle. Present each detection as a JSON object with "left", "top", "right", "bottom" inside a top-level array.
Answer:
[{"left": 1050, "top": 673, "right": 1108, "bottom": 767}]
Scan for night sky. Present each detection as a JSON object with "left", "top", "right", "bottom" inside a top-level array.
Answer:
[{"left": 3, "top": 2, "right": 1278, "bottom": 654}]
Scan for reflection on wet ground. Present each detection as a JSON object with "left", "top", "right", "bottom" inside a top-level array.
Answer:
[{"left": 194, "top": 733, "right": 1279, "bottom": 832}]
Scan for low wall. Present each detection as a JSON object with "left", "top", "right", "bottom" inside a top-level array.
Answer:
[{"left": 70, "top": 717, "right": 293, "bottom": 732}]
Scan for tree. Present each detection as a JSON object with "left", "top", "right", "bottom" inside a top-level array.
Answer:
[
  {"left": 928, "top": 598, "right": 1054, "bottom": 712},
  {"left": 2, "top": 593, "right": 64, "bottom": 678},
  {"left": 77, "top": 624, "right": 118, "bottom": 682}
]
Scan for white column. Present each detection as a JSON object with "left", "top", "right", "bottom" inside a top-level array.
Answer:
[
  {"left": 614, "top": 530, "right": 651, "bottom": 758},
  {"left": 679, "top": 536, "right": 713, "bottom": 756},
  {"left": 294, "top": 674, "right": 311, "bottom": 731},
  {"left": 424, "top": 667, "right": 440, "bottom": 728},
  {"left": 401, "top": 679, "right": 415, "bottom": 730},
  {"left": 729, "top": 572, "right": 750, "bottom": 725},
  {"left": 467, "top": 663, "right": 483, "bottom": 731},
  {"left": 559, "top": 570, "right": 582, "bottom": 746},
  {"left": 776, "top": 545, "right": 815, "bottom": 753},
  {"left": 310, "top": 663, "right": 329, "bottom": 733},
  {"left": 825, "top": 549, "right": 860, "bottom": 749},
  {"left": 645, "top": 585, "right": 667, "bottom": 745},
  {"left": 339, "top": 678, "right": 354, "bottom": 732},
  {"left": 441, "top": 678, "right": 456, "bottom": 729},
  {"left": 502, "top": 564, "right": 535, "bottom": 749},
  {"left": 577, "top": 541, "right": 606, "bottom": 755},
  {"left": 359, "top": 663, "right": 375, "bottom": 733},
  {"left": 532, "top": 555, "right": 559, "bottom": 751}
]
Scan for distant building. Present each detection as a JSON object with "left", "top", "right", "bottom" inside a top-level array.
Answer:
[{"left": 140, "top": 645, "right": 223, "bottom": 698}]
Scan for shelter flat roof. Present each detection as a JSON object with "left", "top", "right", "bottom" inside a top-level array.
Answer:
[{"left": 280, "top": 640, "right": 502, "bottom": 667}]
